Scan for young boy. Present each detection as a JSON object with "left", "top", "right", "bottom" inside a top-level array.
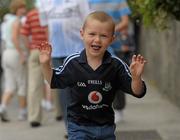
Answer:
[{"left": 39, "top": 11, "right": 147, "bottom": 140}]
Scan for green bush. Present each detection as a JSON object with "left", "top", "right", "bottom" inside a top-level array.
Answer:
[
  {"left": 0, "top": 0, "right": 34, "bottom": 22},
  {"left": 0, "top": 0, "right": 11, "bottom": 21},
  {"left": 128, "top": 0, "right": 180, "bottom": 29}
]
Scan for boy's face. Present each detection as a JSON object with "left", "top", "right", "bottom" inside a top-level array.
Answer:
[{"left": 80, "top": 19, "right": 115, "bottom": 58}]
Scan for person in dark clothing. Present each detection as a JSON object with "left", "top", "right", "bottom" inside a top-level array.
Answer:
[{"left": 39, "top": 11, "right": 147, "bottom": 140}]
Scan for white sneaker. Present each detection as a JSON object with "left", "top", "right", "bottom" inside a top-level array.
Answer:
[
  {"left": 18, "top": 109, "right": 27, "bottom": 121},
  {"left": 45, "top": 101, "right": 54, "bottom": 111},
  {"left": 18, "top": 113, "right": 27, "bottom": 121},
  {"left": 41, "top": 100, "right": 53, "bottom": 111},
  {"left": 41, "top": 99, "right": 46, "bottom": 109},
  {"left": 114, "top": 110, "right": 123, "bottom": 123}
]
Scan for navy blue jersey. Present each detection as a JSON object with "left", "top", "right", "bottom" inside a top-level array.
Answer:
[{"left": 51, "top": 49, "right": 146, "bottom": 125}]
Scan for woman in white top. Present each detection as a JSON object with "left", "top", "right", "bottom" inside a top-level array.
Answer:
[{"left": 0, "top": 0, "right": 27, "bottom": 122}]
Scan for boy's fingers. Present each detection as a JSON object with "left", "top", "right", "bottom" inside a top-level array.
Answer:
[
  {"left": 140, "top": 56, "right": 144, "bottom": 63},
  {"left": 40, "top": 42, "right": 44, "bottom": 50},
  {"left": 47, "top": 44, "right": 51, "bottom": 51},
  {"left": 39, "top": 42, "right": 52, "bottom": 54},
  {"left": 137, "top": 54, "right": 141, "bottom": 61},
  {"left": 40, "top": 42, "right": 48, "bottom": 49},
  {"left": 132, "top": 55, "right": 136, "bottom": 62},
  {"left": 132, "top": 54, "right": 147, "bottom": 65}
]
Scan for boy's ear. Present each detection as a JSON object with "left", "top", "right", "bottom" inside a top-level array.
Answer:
[
  {"left": 111, "top": 35, "right": 116, "bottom": 43},
  {"left": 80, "top": 28, "right": 84, "bottom": 40}
]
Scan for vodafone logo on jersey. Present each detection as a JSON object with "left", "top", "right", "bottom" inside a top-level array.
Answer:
[{"left": 88, "top": 91, "right": 102, "bottom": 104}]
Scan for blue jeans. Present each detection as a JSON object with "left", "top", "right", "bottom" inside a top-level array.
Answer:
[{"left": 68, "top": 121, "right": 116, "bottom": 140}]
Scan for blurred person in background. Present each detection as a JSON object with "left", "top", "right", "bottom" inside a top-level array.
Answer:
[
  {"left": 0, "top": 14, "right": 13, "bottom": 98},
  {"left": 0, "top": 0, "right": 27, "bottom": 122},
  {"left": 20, "top": 5, "right": 52, "bottom": 127},
  {"left": 88, "top": 0, "right": 132, "bottom": 123},
  {"left": 37, "top": 0, "right": 90, "bottom": 138}
]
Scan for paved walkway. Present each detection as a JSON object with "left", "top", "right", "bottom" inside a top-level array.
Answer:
[
  {"left": 116, "top": 83, "right": 180, "bottom": 140},
  {"left": 1, "top": 82, "right": 180, "bottom": 140}
]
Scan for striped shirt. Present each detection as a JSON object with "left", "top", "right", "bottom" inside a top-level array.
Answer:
[
  {"left": 88, "top": 0, "right": 131, "bottom": 51},
  {"left": 20, "top": 9, "right": 47, "bottom": 50},
  {"left": 88, "top": 0, "right": 131, "bottom": 22}
]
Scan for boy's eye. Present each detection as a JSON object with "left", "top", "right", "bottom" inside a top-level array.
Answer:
[
  {"left": 100, "top": 34, "right": 108, "bottom": 38},
  {"left": 89, "top": 33, "right": 95, "bottom": 36}
]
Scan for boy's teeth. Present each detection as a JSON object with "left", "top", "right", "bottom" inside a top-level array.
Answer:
[{"left": 92, "top": 45, "right": 100, "bottom": 49}]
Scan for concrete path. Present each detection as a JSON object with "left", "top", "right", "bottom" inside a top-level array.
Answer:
[
  {"left": 116, "top": 83, "right": 180, "bottom": 140},
  {"left": 1, "top": 82, "right": 180, "bottom": 140}
]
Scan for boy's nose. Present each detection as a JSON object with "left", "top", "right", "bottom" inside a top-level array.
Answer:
[{"left": 94, "top": 35, "right": 101, "bottom": 42}]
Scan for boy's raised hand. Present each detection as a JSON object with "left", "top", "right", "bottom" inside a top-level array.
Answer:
[
  {"left": 39, "top": 42, "right": 52, "bottom": 64},
  {"left": 130, "top": 54, "right": 147, "bottom": 79}
]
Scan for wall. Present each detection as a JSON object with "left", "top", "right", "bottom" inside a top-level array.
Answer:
[{"left": 139, "top": 20, "right": 180, "bottom": 107}]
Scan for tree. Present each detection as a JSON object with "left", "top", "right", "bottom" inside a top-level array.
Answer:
[
  {"left": 128, "top": 0, "right": 180, "bottom": 30},
  {"left": 0, "top": 0, "right": 34, "bottom": 22},
  {"left": 0, "top": 0, "right": 11, "bottom": 22}
]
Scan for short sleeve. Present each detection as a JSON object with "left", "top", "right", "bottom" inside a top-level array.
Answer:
[
  {"left": 36, "top": 0, "right": 50, "bottom": 26},
  {"left": 38, "top": 10, "right": 48, "bottom": 27},
  {"left": 119, "top": 0, "right": 131, "bottom": 16},
  {"left": 20, "top": 16, "right": 30, "bottom": 36},
  {"left": 78, "top": 0, "right": 90, "bottom": 20},
  {"left": 50, "top": 61, "right": 73, "bottom": 89}
]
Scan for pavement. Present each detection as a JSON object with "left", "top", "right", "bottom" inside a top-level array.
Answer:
[{"left": 1, "top": 82, "right": 180, "bottom": 140}]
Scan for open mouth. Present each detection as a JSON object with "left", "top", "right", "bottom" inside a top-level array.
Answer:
[{"left": 91, "top": 45, "right": 101, "bottom": 50}]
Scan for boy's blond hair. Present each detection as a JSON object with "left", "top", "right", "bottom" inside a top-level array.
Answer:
[
  {"left": 82, "top": 11, "right": 115, "bottom": 34},
  {"left": 9, "top": 0, "right": 26, "bottom": 14}
]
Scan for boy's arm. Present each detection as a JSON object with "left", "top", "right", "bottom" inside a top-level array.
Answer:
[
  {"left": 130, "top": 54, "right": 147, "bottom": 96},
  {"left": 41, "top": 61, "right": 53, "bottom": 85},
  {"left": 39, "top": 42, "right": 53, "bottom": 84},
  {"left": 131, "top": 76, "right": 145, "bottom": 96}
]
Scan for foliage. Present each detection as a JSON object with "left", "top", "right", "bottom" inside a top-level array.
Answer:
[
  {"left": 26, "top": 0, "right": 35, "bottom": 10},
  {"left": 0, "top": 0, "right": 11, "bottom": 21},
  {"left": 128, "top": 0, "right": 180, "bottom": 30},
  {"left": 0, "top": 0, "right": 34, "bottom": 22}
]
